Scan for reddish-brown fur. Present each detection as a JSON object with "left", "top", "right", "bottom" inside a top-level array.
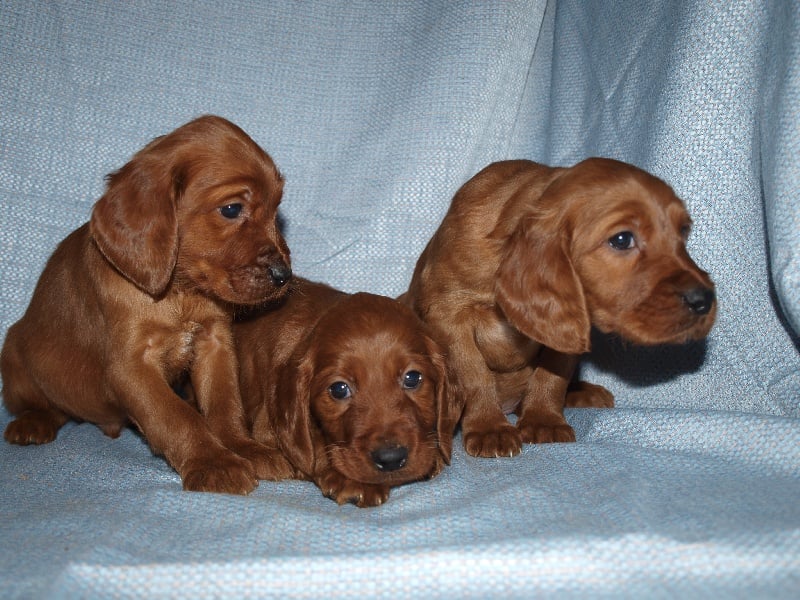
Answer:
[
  {"left": 236, "top": 277, "right": 461, "bottom": 507},
  {"left": 1, "top": 115, "right": 292, "bottom": 494},
  {"left": 401, "top": 158, "right": 716, "bottom": 458}
]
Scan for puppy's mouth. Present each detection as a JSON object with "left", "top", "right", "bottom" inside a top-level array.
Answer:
[
  {"left": 603, "top": 295, "right": 716, "bottom": 346},
  {"left": 220, "top": 261, "right": 293, "bottom": 305},
  {"left": 658, "top": 311, "right": 717, "bottom": 344},
  {"left": 330, "top": 443, "right": 436, "bottom": 485}
]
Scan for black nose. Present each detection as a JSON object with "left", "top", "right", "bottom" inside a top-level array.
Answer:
[
  {"left": 269, "top": 263, "right": 292, "bottom": 287},
  {"left": 371, "top": 445, "right": 408, "bottom": 472},
  {"left": 683, "top": 287, "right": 715, "bottom": 315}
]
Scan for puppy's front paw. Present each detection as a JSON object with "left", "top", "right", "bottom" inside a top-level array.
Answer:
[
  {"left": 423, "top": 455, "right": 448, "bottom": 480},
  {"left": 463, "top": 422, "right": 522, "bottom": 458},
  {"left": 4, "top": 410, "right": 65, "bottom": 445},
  {"left": 517, "top": 416, "right": 576, "bottom": 444},
  {"left": 565, "top": 381, "right": 615, "bottom": 408},
  {"left": 226, "top": 438, "right": 297, "bottom": 481},
  {"left": 317, "top": 470, "right": 390, "bottom": 508},
  {"left": 181, "top": 451, "right": 258, "bottom": 495}
]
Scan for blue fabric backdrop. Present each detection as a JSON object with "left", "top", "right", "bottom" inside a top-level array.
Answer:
[{"left": 1, "top": 1, "right": 798, "bottom": 597}]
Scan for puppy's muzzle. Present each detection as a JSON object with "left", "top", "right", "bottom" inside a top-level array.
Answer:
[{"left": 371, "top": 444, "right": 408, "bottom": 472}]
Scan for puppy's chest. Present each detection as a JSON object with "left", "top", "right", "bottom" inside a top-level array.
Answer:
[
  {"left": 141, "top": 302, "right": 228, "bottom": 374},
  {"left": 473, "top": 312, "right": 540, "bottom": 373},
  {"left": 169, "top": 320, "right": 205, "bottom": 367}
]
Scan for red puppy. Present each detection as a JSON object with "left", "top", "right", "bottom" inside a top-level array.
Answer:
[
  {"left": 2, "top": 115, "right": 292, "bottom": 494},
  {"left": 401, "top": 158, "right": 716, "bottom": 457},
  {"left": 236, "top": 277, "right": 461, "bottom": 507}
]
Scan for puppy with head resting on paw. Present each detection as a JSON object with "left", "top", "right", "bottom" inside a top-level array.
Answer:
[
  {"left": 400, "top": 158, "right": 716, "bottom": 458},
  {"left": 235, "top": 277, "right": 462, "bottom": 507},
  {"left": 1, "top": 115, "right": 292, "bottom": 494}
]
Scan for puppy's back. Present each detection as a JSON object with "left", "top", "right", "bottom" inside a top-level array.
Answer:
[
  {"left": 403, "top": 160, "right": 562, "bottom": 317},
  {"left": 2, "top": 224, "right": 121, "bottom": 414}
]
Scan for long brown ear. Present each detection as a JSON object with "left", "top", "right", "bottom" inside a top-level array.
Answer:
[
  {"left": 89, "top": 149, "right": 179, "bottom": 296},
  {"left": 424, "top": 334, "right": 462, "bottom": 464},
  {"left": 495, "top": 213, "right": 591, "bottom": 354},
  {"left": 271, "top": 352, "right": 316, "bottom": 476}
]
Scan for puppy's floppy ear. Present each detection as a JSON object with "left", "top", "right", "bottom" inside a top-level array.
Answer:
[
  {"left": 90, "top": 145, "right": 180, "bottom": 296},
  {"left": 495, "top": 211, "right": 591, "bottom": 354},
  {"left": 271, "top": 352, "right": 316, "bottom": 477},
  {"left": 423, "top": 333, "right": 463, "bottom": 464}
]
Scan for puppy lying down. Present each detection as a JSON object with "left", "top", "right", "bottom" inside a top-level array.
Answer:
[{"left": 236, "top": 277, "right": 462, "bottom": 507}]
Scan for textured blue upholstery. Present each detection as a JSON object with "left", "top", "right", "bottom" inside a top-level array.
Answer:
[{"left": 1, "top": 1, "right": 798, "bottom": 597}]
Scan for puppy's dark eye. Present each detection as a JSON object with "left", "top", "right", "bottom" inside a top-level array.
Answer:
[
  {"left": 608, "top": 231, "right": 636, "bottom": 250},
  {"left": 328, "top": 381, "right": 352, "bottom": 400},
  {"left": 680, "top": 224, "right": 691, "bottom": 239},
  {"left": 402, "top": 370, "right": 423, "bottom": 390},
  {"left": 219, "top": 203, "right": 243, "bottom": 219}
]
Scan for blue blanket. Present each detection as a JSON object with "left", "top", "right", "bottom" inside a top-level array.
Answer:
[{"left": 1, "top": 1, "right": 798, "bottom": 597}]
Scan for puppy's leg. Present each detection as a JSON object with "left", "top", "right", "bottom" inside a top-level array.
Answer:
[
  {"left": 191, "top": 321, "right": 294, "bottom": 480},
  {"left": 516, "top": 348, "right": 576, "bottom": 443},
  {"left": 249, "top": 405, "right": 299, "bottom": 480},
  {"left": 454, "top": 344, "right": 521, "bottom": 457},
  {"left": 452, "top": 310, "right": 522, "bottom": 458},
  {"left": 1, "top": 330, "right": 69, "bottom": 445},
  {"left": 111, "top": 362, "right": 258, "bottom": 494}
]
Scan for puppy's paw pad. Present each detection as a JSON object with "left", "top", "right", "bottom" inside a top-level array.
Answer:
[
  {"left": 4, "top": 412, "right": 63, "bottom": 445},
  {"left": 318, "top": 471, "right": 390, "bottom": 508},
  {"left": 463, "top": 426, "right": 522, "bottom": 458},
  {"left": 518, "top": 420, "right": 576, "bottom": 444},
  {"left": 424, "top": 456, "right": 448, "bottom": 480},
  {"left": 565, "top": 382, "right": 615, "bottom": 408},
  {"left": 182, "top": 453, "right": 258, "bottom": 495}
]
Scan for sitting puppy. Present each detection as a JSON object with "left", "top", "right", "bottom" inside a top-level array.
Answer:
[
  {"left": 236, "top": 277, "right": 461, "bottom": 507},
  {"left": 1, "top": 115, "right": 292, "bottom": 494},
  {"left": 401, "top": 158, "right": 716, "bottom": 458}
]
